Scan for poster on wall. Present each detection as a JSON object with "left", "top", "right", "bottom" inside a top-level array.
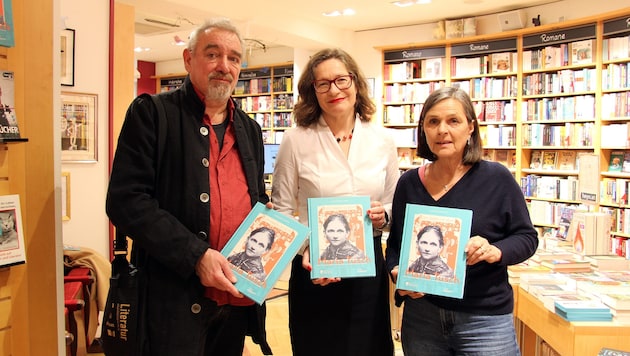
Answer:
[
  {"left": 61, "top": 92, "right": 98, "bottom": 162},
  {"left": 0, "top": 0, "right": 14, "bottom": 48},
  {"left": 0, "top": 194, "right": 26, "bottom": 268}
]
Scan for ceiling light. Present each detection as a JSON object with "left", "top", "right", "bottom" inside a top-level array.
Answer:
[
  {"left": 173, "top": 35, "right": 186, "bottom": 46},
  {"left": 323, "top": 8, "right": 355, "bottom": 17},
  {"left": 416, "top": 0, "right": 431, "bottom": 4},
  {"left": 392, "top": 1, "right": 415, "bottom": 7},
  {"left": 134, "top": 46, "right": 151, "bottom": 53}
]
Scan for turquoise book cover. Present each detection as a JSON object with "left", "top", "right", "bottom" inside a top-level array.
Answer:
[
  {"left": 396, "top": 204, "right": 472, "bottom": 299},
  {"left": 221, "top": 202, "right": 309, "bottom": 304},
  {"left": 0, "top": 0, "right": 14, "bottom": 47},
  {"left": 308, "top": 196, "right": 375, "bottom": 279}
]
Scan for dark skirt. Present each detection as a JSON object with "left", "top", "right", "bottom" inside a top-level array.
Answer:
[{"left": 288, "top": 238, "right": 394, "bottom": 356}]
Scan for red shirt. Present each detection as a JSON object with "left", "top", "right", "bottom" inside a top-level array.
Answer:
[{"left": 200, "top": 97, "right": 254, "bottom": 306}]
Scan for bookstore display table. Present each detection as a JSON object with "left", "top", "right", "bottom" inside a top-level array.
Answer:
[{"left": 516, "top": 286, "right": 630, "bottom": 356}]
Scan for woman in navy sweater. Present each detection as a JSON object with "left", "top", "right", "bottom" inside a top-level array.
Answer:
[{"left": 386, "top": 87, "right": 538, "bottom": 355}]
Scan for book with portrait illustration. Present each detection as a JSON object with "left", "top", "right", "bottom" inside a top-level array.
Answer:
[
  {"left": 307, "top": 196, "right": 375, "bottom": 279},
  {"left": 0, "top": 194, "right": 26, "bottom": 268},
  {"left": 220, "top": 202, "right": 309, "bottom": 304},
  {"left": 396, "top": 204, "right": 472, "bottom": 299}
]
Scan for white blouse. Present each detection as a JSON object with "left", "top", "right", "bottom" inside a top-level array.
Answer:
[{"left": 271, "top": 115, "right": 400, "bottom": 228}]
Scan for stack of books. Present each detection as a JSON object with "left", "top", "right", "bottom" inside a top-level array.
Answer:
[
  {"left": 554, "top": 298, "right": 613, "bottom": 322},
  {"left": 585, "top": 254, "right": 630, "bottom": 272},
  {"left": 540, "top": 258, "right": 592, "bottom": 273},
  {"left": 598, "top": 292, "right": 630, "bottom": 323}
]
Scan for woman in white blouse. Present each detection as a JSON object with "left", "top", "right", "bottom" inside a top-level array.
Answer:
[{"left": 271, "top": 48, "right": 399, "bottom": 356}]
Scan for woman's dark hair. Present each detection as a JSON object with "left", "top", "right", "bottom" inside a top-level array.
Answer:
[
  {"left": 293, "top": 48, "right": 375, "bottom": 127},
  {"left": 250, "top": 226, "right": 276, "bottom": 251},
  {"left": 416, "top": 87, "right": 482, "bottom": 164},
  {"left": 416, "top": 225, "right": 445, "bottom": 247},
  {"left": 323, "top": 213, "right": 351, "bottom": 233}
]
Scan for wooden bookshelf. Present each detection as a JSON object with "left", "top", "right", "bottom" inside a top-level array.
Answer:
[{"left": 378, "top": 8, "right": 630, "bottom": 254}]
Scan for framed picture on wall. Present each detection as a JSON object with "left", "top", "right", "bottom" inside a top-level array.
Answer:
[
  {"left": 61, "top": 28, "right": 75, "bottom": 86},
  {"left": 61, "top": 92, "right": 97, "bottom": 162}
]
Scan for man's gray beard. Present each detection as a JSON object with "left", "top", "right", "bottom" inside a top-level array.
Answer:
[{"left": 206, "top": 83, "right": 232, "bottom": 101}]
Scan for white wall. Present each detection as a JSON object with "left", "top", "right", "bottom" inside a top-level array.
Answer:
[{"left": 60, "top": 0, "right": 110, "bottom": 258}]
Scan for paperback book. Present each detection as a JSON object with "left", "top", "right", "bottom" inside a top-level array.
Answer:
[
  {"left": 542, "top": 150, "right": 558, "bottom": 170},
  {"left": 221, "top": 202, "right": 309, "bottom": 304},
  {"left": 608, "top": 151, "right": 624, "bottom": 172},
  {"left": 0, "top": 194, "right": 26, "bottom": 268},
  {"left": 530, "top": 150, "right": 542, "bottom": 169},
  {"left": 396, "top": 204, "right": 472, "bottom": 299},
  {"left": 308, "top": 196, "right": 375, "bottom": 279},
  {"left": 554, "top": 298, "right": 613, "bottom": 322},
  {"left": 0, "top": 71, "right": 21, "bottom": 140}
]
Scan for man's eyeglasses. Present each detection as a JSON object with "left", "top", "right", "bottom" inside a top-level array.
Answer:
[{"left": 313, "top": 74, "right": 354, "bottom": 93}]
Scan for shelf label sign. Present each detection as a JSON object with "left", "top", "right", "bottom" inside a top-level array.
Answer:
[
  {"left": 451, "top": 38, "right": 517, "bottom": 56},
  {"left": 384, "top": 47, "right": 445, "bottom": 62},
  {"left": 160, "top": 77, "right": 184, "bottom": 87},
  {"left": 239, "top": 68, "right": 271, "bottom": 79},
  {"left": 603, "top": 16, "right": 630, "bottom": 36},
  {"left": 275, "top": 66, "right": 293, "bottom": 76},
  {"left": 523, "top": 24, "right": 596, "bottom": 49}
]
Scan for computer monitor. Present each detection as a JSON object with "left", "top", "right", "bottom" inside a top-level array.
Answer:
[{"left": 264, "top": 144, "right": 280, "bottom": 175}]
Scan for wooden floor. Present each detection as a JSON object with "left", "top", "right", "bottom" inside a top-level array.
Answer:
[
  {"left": 85, "top": 294, "right": 402, "bottom": 356},
  {"left": 244, "top": 293, "right": 404, "bottom": 356}
]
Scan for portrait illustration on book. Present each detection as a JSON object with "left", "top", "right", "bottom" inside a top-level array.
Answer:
[
  {"left": 406, "top": 224, "right": 454, "bottom": 279},
  {"left": 227, "top": 226, "right": 277, "bottom": 283},
  {"left": 221, "top": 202, "right": 309, "bottom": 304},
  {"left": 318, "top": 212, "right": 366, "bottom": 262},
  {"left": 308, "top": 196, "right": 375, "bottom": 279},
  {"left": 397, "top": 204, "right": 472, "bottom": 299}
]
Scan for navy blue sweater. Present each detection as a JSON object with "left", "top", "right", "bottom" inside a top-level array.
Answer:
[{"left": 386, "top": 160, "right": 538, "bottom": 315}]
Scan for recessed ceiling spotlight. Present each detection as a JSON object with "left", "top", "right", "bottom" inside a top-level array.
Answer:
[
  {"left": 391, "top": 0, "right": 415, "bottom": 7},
  {"left": 134, "top": 46, "right": 151, "bottom": 53},
  {"left": 416, "top": 0, "right": 432, "bottom": 4},
  {"left": 323, "top": 8, "right": 356, "bottom": 17}
]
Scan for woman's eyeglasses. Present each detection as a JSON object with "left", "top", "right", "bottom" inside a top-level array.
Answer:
[{"left": 313, "top": 74, "right": 354, "bottom": 93}]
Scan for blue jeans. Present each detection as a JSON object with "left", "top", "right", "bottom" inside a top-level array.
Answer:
[{"left": 401, "top": 297, "right": 520, "bottom": 356}]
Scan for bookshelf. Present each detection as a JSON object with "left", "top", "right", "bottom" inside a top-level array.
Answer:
[
  {"left": 233, "top": 63, "right": 294, "bottom": 144},
  {"left": 153, "top": 63, "right": 295, "bottom": 145},
  {"left": 155, "top": 73, "right": 186, "bottom": 93},
  {"left": 382, "top": 46, "right": 446, "bottom": 169},
  {"left": 379, "top": 9, "right": 630, "bottom": 257},
  {"left": 597, "top": 16, "right": 630, "bottom": 256}
]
